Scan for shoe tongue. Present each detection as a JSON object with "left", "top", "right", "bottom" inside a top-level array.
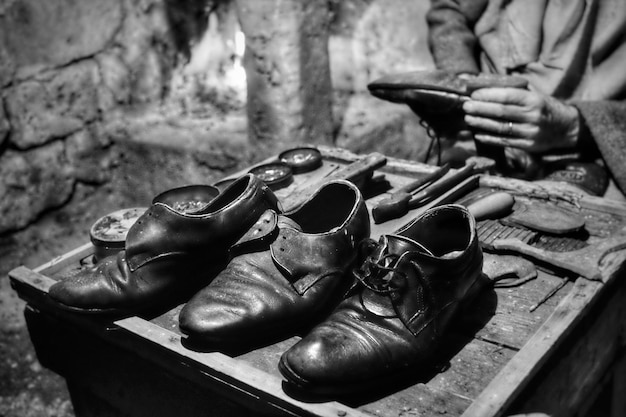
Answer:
[
  {"left": 277, "top": 215, "right": 302, "bottom": 232},
  {"left": 383, "top": 234, "right": 433, "bottom": 257}
]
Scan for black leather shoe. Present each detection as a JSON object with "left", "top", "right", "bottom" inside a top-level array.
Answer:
[
  {"left": 368, "top": 69, "right": 528, "bottom": 138},
  {"left": 279, "top": 204, "right": 485, "bottom": 395},
  {"left": 368, "top": 69, "right": 528, "bottom": 170},
  {"left": 48, "top": 174, "right": 280, "bottom": 315},
  {"left": 178, "top": 180, "right": 370, "bottom": 346}
]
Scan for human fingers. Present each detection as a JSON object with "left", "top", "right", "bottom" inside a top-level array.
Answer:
[
  {"left": 473, "top": 133, "right": 538, "bottom": 151},
  {"left": 465, "top": 115, "right": 538, "bottom": 139},
  {"left": 463, "top": 99, "right": 531, "bottom": 123},
  {"left": 469, "top": 87, "right": 534, "bottom": 106}
]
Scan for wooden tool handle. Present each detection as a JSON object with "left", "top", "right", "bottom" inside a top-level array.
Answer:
[
  {"left": 282, "top": 152, "right": 387, "bottom": 211},
  {"left": 372, "top": 193, "right": 412, "bottom": 224},
  {"left": 465, "top": 191, "right": 515, "bottom": 221},
  {"left": 408, "top": 162, "right": 476, "bottom": 208},
  {"left": 397, "top": 163, "right": 450, "bottom": 194},
  {"left": 372, "top": 163, "right": 451, "bottom": 224}
]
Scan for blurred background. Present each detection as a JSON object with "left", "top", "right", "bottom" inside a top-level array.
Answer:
[{"left": 0, "top": 0, "right": 436, "bottom": 415}]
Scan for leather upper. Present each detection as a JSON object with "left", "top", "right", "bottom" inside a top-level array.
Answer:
[
  {"left": 279, "top": 204, "right": 484, "bottom": 390},
  {"left": 178, "top": 180, "right": 371, "bottom": 344},
  {"left": 48, "top": 174, "right": 280, "bottom": 314},
  {"left": 125, "top": 175, "right": 279, "bottom": 271}
]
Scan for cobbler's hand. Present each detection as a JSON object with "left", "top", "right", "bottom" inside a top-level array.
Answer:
[{"left": 463, "top": 88, "right": 580, "bottom": 154}]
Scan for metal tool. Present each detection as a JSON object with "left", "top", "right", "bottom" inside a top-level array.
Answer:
[
  {"left": 372, "top": 162, "right": 476, "bottom": 223},
  {"left": 529, "top": 276, "right": 569, "bottom": 312},
  {"left": 371, "top": 163, "right": 450, "bottom": 223}
]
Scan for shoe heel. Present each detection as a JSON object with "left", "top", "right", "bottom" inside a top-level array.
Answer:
[{"left": 459, "top": 273, "right": 491, "bottom": 313}]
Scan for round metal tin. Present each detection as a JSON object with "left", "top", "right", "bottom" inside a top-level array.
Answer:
[
  {"left": 278, "top": 146, "right": 323, "bottom": 174},
  {"left": 89, "top": 207, "right": 147, "bottom": 262},
  {"left": 249, "top": 162, "right": 293, "bottom": 190}
]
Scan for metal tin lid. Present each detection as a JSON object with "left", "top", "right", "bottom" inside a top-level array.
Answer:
[
  {"left": 278, "top": 146, "right": 323, "bottom": 174},
  {"left": 249, "top": 162, "right": 293, "bottom": 190},
  {"left": 152, "top": 184, "right": 220, "bottom": 212},
  {"left": 89, "top": 207, "right": 147, "bottom": 249}
]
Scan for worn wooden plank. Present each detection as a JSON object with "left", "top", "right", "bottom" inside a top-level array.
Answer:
[
  {"left": 25, "top": 306, "right": 309, "bottom": 417},
  {"left": 358, "top": 383, "right": 471, "bottom": 417},
  {"left": 460, "top": 278, "right": 603, "bottom": 417},
  {"left": 508, "top": 268, "right": 626, "bottom": 417},
  {"left": 426, "top": 337, "right": 516, "bottom": 402},
  {"left": 10, "top": 265, "right": 57, "bottom": 292},
  {"left": 33, "top": 242, "right": 93, "bottom": 275},
  {"left": 114, "top": 317, "right": 372, "bottom": 417},
  {"left": 470, "top": 271, "right": 573, "bottom": 350},
  {"left": 612, "top": 352, "right": 626, "bottom": 417},
  {"left": 151, "top": 301, "right": 482, "bottom": 417}
]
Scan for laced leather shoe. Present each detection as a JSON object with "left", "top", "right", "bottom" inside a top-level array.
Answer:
[
  {"left": 178, "top": 180, "right": 370, "bottom": 346},
  {"left": 48, "top": 174, "right": 280, "bottom": 315},
  {"left": 279, "top": 204, "right": 485, "bottom": 394}
]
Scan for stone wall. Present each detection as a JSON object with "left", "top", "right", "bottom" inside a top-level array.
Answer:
[
  {"left": 0, "top": 0, "right": 434, "bottom": 235},
  {"left": 0, "top": 0, "right": 209, "bottom": 234}
]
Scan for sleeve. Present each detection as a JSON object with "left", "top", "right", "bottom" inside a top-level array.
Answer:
[
  {"left": 425, "top": 0, "right": 489, "bottom": 74},
  {"left": 572, "top": 100, "right": 626, "bottom": 194}
]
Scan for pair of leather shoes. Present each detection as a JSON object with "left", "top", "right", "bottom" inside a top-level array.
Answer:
[
  {"left": 48, "top": 174, "right": 280, "bottom": 315},
  {"left": 179, "top": 179, "right": 370, "bottom": 345},
  {"left": 279, "top": 204, "right": 486, "bottom": 395}
]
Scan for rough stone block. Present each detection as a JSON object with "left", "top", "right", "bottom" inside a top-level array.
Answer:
[
  {"left": 6, "top": 61, "right": 100, "bottom": 149},
  {"left": 65, "top": 126, "right": 114, "bottom": 185},
  {"left": 0, "top": 38, "right": 15, "bottom": 88},
  {"left": 329, "top": 0, "right": 434, "bottom": 92},
  {"left": 335, "top": 93, "right": 433, "bottom": 161},
  {"left": 102, "top": 111, "right": 256, "bottom": 204},
  {"left": 95, "top": 51, "right": 132, "bottom": 112},
  {"left": 0, "top": 141, "right": 74, "bottom": 234},
  {"left": 0, "top": 99, "right": 9, "bottom": 148},
  {"left": 237, "top": 0, "right": 333, "bottom": 146},
  {"left": 114, "top": 0, "right": 178, "bottom": 103},
  {"left": 0, "top": 0, "right": 123, "bottom": 74}
]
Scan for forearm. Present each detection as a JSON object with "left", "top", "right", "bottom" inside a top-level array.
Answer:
[{"left": 426, "top": 0, "right": 488, "bottom": 74}]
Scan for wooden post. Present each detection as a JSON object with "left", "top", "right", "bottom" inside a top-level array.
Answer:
[{"left": 235, "top": 0, "right": 334, "bottom": 147}]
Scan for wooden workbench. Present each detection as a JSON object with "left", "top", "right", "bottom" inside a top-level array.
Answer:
[{"left": 9, "top": 147, "right": 626, "bottom": 417}]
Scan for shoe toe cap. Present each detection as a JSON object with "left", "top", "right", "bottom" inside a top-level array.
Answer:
[
  {"left": 48, "top": 263, "right": 121, "bottom": 310},
  {"left": 178, "top": 296, "right": 251, "bottom": 341},
  {"left": 280, "top": 326, "right": 362, "bottom": 386}
]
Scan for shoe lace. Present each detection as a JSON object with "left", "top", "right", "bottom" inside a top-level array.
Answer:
[
  {"left": 352, "top": 239, "right": 407, "bottom": 294},
  {"left": 420, "top": 118, "right": 442, "bottom": 166}
]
